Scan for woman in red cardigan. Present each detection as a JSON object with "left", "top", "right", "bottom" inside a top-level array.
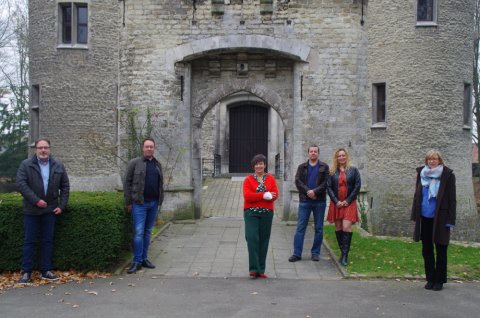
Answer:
[{"left": 243, "top": 154, "right": 278, "bottom": 279}]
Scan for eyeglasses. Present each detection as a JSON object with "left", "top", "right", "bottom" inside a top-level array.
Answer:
[{"left": 36, "top": 146, "right": 50, "bottom": 150}]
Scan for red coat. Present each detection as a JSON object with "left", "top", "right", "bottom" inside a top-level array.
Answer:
[{"left": 243, "top": 174, "right": 278, "bottom": 211}]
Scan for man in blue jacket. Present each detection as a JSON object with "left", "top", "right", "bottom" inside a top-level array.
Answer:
[{"left": 16, "top": 138, "right": 70, "bottom": 284}]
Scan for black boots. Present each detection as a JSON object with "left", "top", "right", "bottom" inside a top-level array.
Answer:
[
  {"left": 335, "top": 230, "right": 343, "bottom": 251},
  {"left": 340, "top": 232, "right": 352, "bottom": 266}
]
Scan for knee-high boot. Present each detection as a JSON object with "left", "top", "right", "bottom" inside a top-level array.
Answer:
[
  {"left": 335, "top": 230, "right": 343, "bottom": 251},
  {"left": 340, "top": 232, "right": 352, "bottom": 266}
]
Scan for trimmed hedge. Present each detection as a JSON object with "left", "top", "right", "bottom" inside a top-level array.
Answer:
[{"left": 0, "top": 192, "right": 132, "bottom": 272}]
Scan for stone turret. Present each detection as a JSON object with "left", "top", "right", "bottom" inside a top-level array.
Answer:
[{"left": 367, "top": 0, "right": 478, "bottom": 241}]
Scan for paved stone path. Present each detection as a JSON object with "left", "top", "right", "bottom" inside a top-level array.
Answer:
[{"left": 127, "top": 177, "right": 341, "bottom": 280}]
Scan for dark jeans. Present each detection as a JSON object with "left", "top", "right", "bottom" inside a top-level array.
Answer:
[
  {"left": 244, "top": 209, "right": 273, "bottom": 274},
  {"left": 421, "top": 216, "right": 448, "bottom": 283},
  {"left": 22, "top": 213, "right": 56, "bottom": 274}
]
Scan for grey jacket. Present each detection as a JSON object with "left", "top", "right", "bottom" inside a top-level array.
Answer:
[
  {"left": 124, "top": 156, "right": 164, "bottom": 206},
  {"left": 16, "top": 156, "right": 70, "bottom": 215}
]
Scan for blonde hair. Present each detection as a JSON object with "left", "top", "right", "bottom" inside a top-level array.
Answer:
[
  {"left": 329, "top": 148, "right": 351, "bottom": 175},
  {"left": 424, "top": 149, "right": 444, "bottom": 166}
]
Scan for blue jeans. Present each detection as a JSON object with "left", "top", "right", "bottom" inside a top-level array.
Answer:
[
  {"left": 293, "top": 200, "right": 326, "bottom": 257},
  {"left": 22, "top": 213, "right": 56, "bottom": 274},
  {"left": 132, "top": 200, "right": 159, "bottom": 263}
]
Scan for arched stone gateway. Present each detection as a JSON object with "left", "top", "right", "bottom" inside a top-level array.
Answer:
[
  {"left": 185, "top": 50, "right": 300, "bottom": 219},
  {"left": 159, "top": 35, "right": 310, "bottom": 221}
]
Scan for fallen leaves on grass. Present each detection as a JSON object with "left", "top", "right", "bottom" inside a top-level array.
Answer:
[{"left": 0, "top": 270, "right": 112, "bottom": 291}]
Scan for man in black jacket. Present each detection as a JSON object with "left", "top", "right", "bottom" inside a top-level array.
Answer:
[
  {"left": 124, "top": 138, "right": 164, "bottom": 274},
  {"left": 289, "top": 145, "right": 329, "bottom": 262},
  {"left": 16, "top": 138, "right": 70, "bottom": 284}
]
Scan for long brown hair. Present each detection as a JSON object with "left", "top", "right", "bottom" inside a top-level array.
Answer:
[{"left": 329, "top": 148, "right": 351, "bottom": 175}]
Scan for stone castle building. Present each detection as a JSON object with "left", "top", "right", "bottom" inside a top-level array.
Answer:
[{"left": 28, "top": 0, "right": 479, "bottom": 241}]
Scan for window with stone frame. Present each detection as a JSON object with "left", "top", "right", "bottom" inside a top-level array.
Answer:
[
  {"left": 463, "top": 83, "right": 472, "bottom": 128},
  {"left": 417, "top": 0, "right": 437, "bottom": 24},
  {"left": 58, "top": 2, "right": 88, "bottom": 47},
  {"left": 30, "top": 85, "right": 40, "bottom": 146},
  {"left": 372, "top": 83, "right": 386, "bottom": 125}
]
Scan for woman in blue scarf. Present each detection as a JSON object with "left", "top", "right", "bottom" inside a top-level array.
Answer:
[{"left": 411, "top": 150, "right": 456, "bottom": 292}]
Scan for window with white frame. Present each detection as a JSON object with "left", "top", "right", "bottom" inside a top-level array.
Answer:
[
  {"left": 417, "top": 0, "right": 437, "bottom": 25},
  {"left": 58, "top": 2, "right": 88, "bottom": 47},
  {"left": 372, "top": 83, "right": 386, "bottom": 126},
  {"left": 463, "top": 83, "right": 472, "bottom": 128}
]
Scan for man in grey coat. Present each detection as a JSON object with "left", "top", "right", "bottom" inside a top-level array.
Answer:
[
  {"left": 124, "top": 138, "right": 164, "bottom": 274},
  {"left": 16, "top": 138, "right": 70, "bottom": 284}
]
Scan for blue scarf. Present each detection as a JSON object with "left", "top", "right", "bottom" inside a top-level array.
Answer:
[{"left": 420, "top": 165, "right": 443, "bottom": 199}]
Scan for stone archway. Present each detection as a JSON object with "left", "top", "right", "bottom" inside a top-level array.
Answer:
[
  {"left": 165, "top": 35, "right": 312, "bottom": 219},
  {"left": 191, "top": 83, "right": 292, "bottom": 219}
]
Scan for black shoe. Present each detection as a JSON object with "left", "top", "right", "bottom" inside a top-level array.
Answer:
[
  {"left": 41, "top": 271, "right": 59, "bottom": 281},
  {"left": 127, "top": 262, "right": 142, "bottom": 274},
  {"left": 433, "top": 283, "right": 443, "bottom": 291},
  {"left": 142, "top": 259, "right": 156, "bottom": 269},
  {"left": 424, "top": 281, "right": 434, "bottom": 290},
  {"left": 288, "top": 255, "right": 301, "bottom": 262},
  {"left": 311, "top": 254, "right": 320, "bottom": 261},
  {"left": 18, "top": 272, "right": 32, "bottom": 284}
]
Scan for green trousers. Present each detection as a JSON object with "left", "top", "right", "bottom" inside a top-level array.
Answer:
[{"left": 244, "top": 209, "right": 273, "bottom": 274}]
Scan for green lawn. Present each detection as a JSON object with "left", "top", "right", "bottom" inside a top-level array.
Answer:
[{"left": 323, "top": 225, "right": 480, "bottom": 280}]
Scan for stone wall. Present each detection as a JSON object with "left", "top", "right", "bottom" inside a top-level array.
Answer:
[
  {"left": 118, "top": 0, "right": 368, "bottom": 218},
  {"left": 367, "top": 0, "right": 478, "bottom": 241},
  {"left": 29, "top": 0, "right": 121, "bottom": 189},
  {"left": 29, "top": 1, "right": 477, "bottom": 240}
]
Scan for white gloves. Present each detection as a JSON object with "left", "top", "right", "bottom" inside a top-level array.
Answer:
[{"left": 263, "top": 192, "right": 273, "bottom": 200}]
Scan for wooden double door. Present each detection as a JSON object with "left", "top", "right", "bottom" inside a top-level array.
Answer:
[{"left": 229, "top": 103, "right": 268, "bottom": 173}]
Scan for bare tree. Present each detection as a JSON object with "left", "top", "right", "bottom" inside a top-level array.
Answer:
[
  {"left": 0, "top": 0, "right": 29, "bottom": 181},
  {"left": 0, "top": 0, "right": 13, "bottom": 51}
]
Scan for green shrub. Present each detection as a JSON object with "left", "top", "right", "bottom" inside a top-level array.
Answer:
[{"left": 0, "top": 192, "right": 131, "bottom": 272}]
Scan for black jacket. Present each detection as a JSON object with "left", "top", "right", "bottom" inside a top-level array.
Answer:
[
  {"left": 295, "top": 161, "right": 329, "bottom": 201},
  {"left": 326, "top": 167, "right": 361, "bottom": 204},
  {"left": 16, "top": 156, "right": 70, "bottom": 215},
  {"left": 411, "top": 166, "right": 456, "bottom": 245}
]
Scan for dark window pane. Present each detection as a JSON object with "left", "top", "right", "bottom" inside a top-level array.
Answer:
[
  {"left": 77, "top": 26, "right": 87, "bottom": 44},
  {"left": 417, "top": 0, "right": 434, "bottom": 22},
  {"left": 376, "top": 84, "right": 386, "bottom": 123},
  {"left": 464, "top": 84, "right": 472, "bottom": 125},
  {"left": 62, "top": 5, "right": 72, "bottom": 43},
  {"left": 77, "top": 6, "right": 88, "bottom": 24},
  {"left": 77, "top": 5, "right": 88, "bottom": 44}
]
